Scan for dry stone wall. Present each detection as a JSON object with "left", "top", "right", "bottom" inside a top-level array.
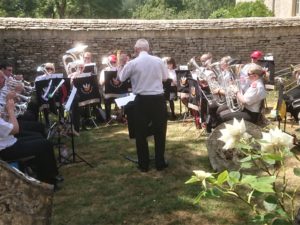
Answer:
[{"left": 0, "top": 17, "right": 300, "bottom": 80}]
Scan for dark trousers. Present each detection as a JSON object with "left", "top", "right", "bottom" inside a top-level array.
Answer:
[
  {"left": 104, "top": 98, "right": 115, "bottom": 121},
  {"left": 219, "top": 108, "right": 259, "bottom": 124},
  {"left": 0, "top": 135, "right": 58, "bottom": 184},
  {"left": 18, "top": 119, "right": 46, "bottom": 137},
  {"left": 134, "top": 94, "right": 168, "bottom": 170}
]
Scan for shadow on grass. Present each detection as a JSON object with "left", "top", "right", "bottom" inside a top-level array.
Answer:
[{"left": 52, "top": 122, "right": 254, "bottom": 225}]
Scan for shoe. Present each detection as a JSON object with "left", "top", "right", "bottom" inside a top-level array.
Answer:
[
  {"left": 156, "top": 162, "right": 168, "bottom": 171},
  {"left": 137, "top": 166, "right": 149, "bottom": 173}
]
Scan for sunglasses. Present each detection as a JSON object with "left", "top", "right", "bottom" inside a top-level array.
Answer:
[
  {"left": 248, "top": 72, "right": 256, "bottom": 76},
  {"left": 46, "top": 67, "right": 54, "bottom": 71}
]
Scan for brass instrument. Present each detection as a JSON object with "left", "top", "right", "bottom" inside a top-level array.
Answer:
[
  {"left": 209, "top": 62, "right": 226, "bottom": 105},
  {"left": 224, "top": 64, "right": 244, "bottom": 112},
  {"left": 62, "top": 44, "right": 88, "bottom": 75}
]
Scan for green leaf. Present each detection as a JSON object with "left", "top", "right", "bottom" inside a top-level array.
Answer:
[
  {"left": 240, "top": 161, "right": 253, "bottom": 169},
  {"left": 228, "top": 171, "right": 241, "bottom": 188},
  {"left": 262, "top": 153, "right": 283, "bottom": 161},
  {"left": 293, "top": 168, "right": 300, "bottom": 177},
  {"left": 193, "top": 190, "right": 207, "bottom": 204},
  {"left": 239, "top": 155, "right": 252, "bottom": 163},
  {"left": 241, "top": 175, "right": 257, "bottom": 185},
  {"left": 250, "top": 176, "right": 276, "bottom": 193},
  {"left": 185, "top": 176, "right": 200, "bottom": 184},
  {"left": 263, "top": 195, "right": 277, "bottom": 212},
  {"left": 272, "top": 218, "right": 290, "bottom": 225},
  {"left": 216, "top": 170, "right": 228, "bottom": 185}
]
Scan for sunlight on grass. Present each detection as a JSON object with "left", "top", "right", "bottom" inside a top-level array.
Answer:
[{"left": 51, "top": 90, "right": 300, "bottom": 225}]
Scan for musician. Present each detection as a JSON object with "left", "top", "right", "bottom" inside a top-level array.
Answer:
[
  {"left": 99, "top": 54, "right": 119, "bottom": 122},
  {"left": 119, "top": 39, "right": 169, "bottom": 172},
  {"left": 0, "top": 97, "right": 59, "bottom": 187},
  {"left": 219, "top": 64, "right": 267, "bottom": 123},
  {"left": 240, "top": 50, "right": 264, "bottom": 92},
  {"left": 0, "top": 70, "right": 45, "bottom": 136},
  {"left": 1, "top": 62, "right": 22, "bottom": 81},
  {"left": 198, "top": 52, "right": 216, "bottom": 132},
  {"left": 84, "top": 52, "right": 92, "bottom": 64},
  {"left": 35, "top": 63, "right": 58, "bottom": 126},
  {"left": 68, "top": 62, "right": 85, "bottom": 135},
  {"left": 165, "top": 57, "right": 177, "bottom": 120}
]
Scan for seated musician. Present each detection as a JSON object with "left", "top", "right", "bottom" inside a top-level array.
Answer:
[
  {"left": 35, "top": 63, "right": 56, "bottom": 126},
  {"left": 68, "top": 62, "right": 85, "bottom": 135},
  {"left": 218, "top": 64, "right": 267, "bottom": 124},
  {"left": 99, "top": 54, "right": 119, "bottom": 122},
  {"left": 198, "top": 52, "right": 216, "bottom": 132},
  {"left": 0, "top": 70, "right": 46, "bottom": 136},
  {"left": 166, "top": 57, "right": 177, "bottom": 120},
  {"left": 0, "top": 97, "right": 60, "bottom": 187}
]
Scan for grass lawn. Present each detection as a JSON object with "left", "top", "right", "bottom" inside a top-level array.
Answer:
[{"left": 51, "top": 91, "right": 300, "bottom": 225}]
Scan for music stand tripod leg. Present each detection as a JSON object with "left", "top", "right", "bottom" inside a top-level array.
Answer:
[{"left": 67, "top": 109, "right": 94, "bottom": 168}]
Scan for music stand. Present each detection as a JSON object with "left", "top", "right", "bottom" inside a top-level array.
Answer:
[
  {"left": 104, "top": 71, "right": 131, "bottom": 124},
  {"left": 63, "top": 85, "right": 93, "bottom": 168},
  {"left": 83, "top": 63, "right": 97, "bottom": 75},
  {"left": 73, "top": 73, "right": 101, "bottom": 128}
]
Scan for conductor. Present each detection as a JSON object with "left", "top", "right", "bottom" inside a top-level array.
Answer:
[{"left": 119, "top": 39, "right": 169, "bottom": 172}]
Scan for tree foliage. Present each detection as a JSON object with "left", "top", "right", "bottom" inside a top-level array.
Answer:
[
  {"left": 0, "top": 0, "right": 274, "bottom": 19},
  {"left": 210, "top": 0, "right": 274, "bottom": 19}
]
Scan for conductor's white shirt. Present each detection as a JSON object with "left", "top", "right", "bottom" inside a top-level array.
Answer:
[{"left": 119, "top": 51, "right": 168, "bottom": 95}]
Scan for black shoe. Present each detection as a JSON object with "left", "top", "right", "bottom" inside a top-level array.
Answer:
[
  {"left": 137, "top": 166, "right": 149, "bottom": 173},
  {"left": 156, "top": 162, "right": 168, "bottom": 171}
]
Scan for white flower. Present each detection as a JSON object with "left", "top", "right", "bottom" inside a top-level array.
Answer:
[
  {"left": 218, "top": 118, "right": 251, "bottom": 149},
  {"left": 260, "top": 127, "right": 294, "bottom": 152},
  {"left": 193, "top": 170, "right": 212, "bottom": 180}
]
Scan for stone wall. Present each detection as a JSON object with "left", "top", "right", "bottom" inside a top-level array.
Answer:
[{"left": 0, "top": 17, "right": 300, "bottom": 80}]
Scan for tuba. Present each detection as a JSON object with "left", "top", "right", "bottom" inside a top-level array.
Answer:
[{"left": 62, "top": 44, "right": 88, "bottom": 75}]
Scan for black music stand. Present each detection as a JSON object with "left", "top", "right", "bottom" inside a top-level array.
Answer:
[
  {"left": 104, "top": 71, "right": 131, "bottom": 124},
  {"left": 73, "top": 73, "right": 101, "bottom": 128},
  {"left": 63, "top": 85, "right": 93, "bottom": 168}
]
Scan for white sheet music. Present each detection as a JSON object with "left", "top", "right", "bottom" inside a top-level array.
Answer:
[
  {"left": 115, "top": 93, "right": 136, "bottom": 108},
  {"left": 64, "top": 86, "right": 77, "bottom": 112}
]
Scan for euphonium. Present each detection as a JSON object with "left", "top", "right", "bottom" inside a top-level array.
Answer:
[
  {"left": 208, "top": 62, "right": 226, "bottom": 105},
  {"left": 224, "top": 64, "right": 244, "bottom": 112},
  {"left": 62, "top": 44, "right": 88, "bottom": 75}
]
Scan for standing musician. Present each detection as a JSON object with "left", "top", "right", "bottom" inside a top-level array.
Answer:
[
  {"left": 0, "top": 93, "right": 60, "bottom": 187},
  {"left": 119, "top": 39, "right": 169, "bottom": 172},
  {"left": 99, "top": 54, "right": 119, "bottom": 122},
  {"left": 218, "top": 63, "right": 267, "bottom": 123},
  {"left": 166, "top": 57, "right": 177, "bottom": 120}
]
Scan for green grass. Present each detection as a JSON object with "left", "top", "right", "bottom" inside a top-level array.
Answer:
[
  {"left": 51, "top": 121, "right": 253, "bottom": 225},
  {"left": 51, "top": 92, "right": 300, "bottom": 225}
]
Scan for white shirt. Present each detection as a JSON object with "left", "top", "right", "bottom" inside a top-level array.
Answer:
[
  {"left": 0, "top": 118, "right": 17, "bottom": 151},
  {"left": 168, "top": 69, "right": 177, "bottom": 86},
  {"left": 119, "top": 51, "right": 168, "bottom": 95},
  {"left": 243, "top": 78, "right": 266, "bottom": 112}
]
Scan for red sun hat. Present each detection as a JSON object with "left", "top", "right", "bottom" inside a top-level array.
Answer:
[
  {"left": 109, "top": 55, "right": 117, "bottom": 63},
  {"left": 250, "top": 50, "right": 263, "bottom": 60}
]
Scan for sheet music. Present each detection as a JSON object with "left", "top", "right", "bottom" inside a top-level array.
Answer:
[
  {"left": 49, "top": 79, "right": 65, "bottom": 98},
  {"left": 64, "top": 86, "right": 77, "bottom": 112},
  {"left": 42, "top": 79, "right": 52, "bottom": 100},
  {"left": 115, "top": 93, "right": 136, "bottom": 108},
  {"left": 75, "top": 72, "right": 92, "bottom": 78}
]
